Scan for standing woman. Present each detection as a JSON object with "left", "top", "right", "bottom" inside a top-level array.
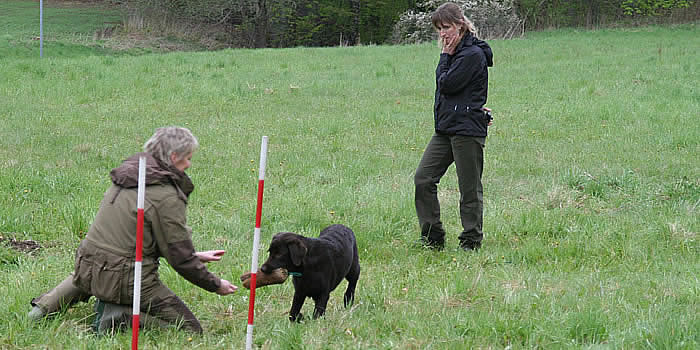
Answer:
[{"left": 414, "top": 2, "right": 493, "bottom": 251}]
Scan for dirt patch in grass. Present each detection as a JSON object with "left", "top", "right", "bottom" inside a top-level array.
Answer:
[
  {"left": 104, "top": 32, "right": 207, "bottom": 53},
  {"left": 0, "top": 235, "right": 41, "bottom": 255},
  {"left": 45, "top": 0, "right": 116, "bottom": 9}
]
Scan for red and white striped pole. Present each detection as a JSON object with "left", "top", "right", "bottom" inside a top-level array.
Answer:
[
  {"left": 246, "top": 136, "right": 268, "bottom": 350},
  {"left": 132, "top": 156, "right": 146, "bottom": 350}
]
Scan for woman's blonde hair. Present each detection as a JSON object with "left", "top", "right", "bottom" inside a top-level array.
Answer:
[
  {"left": 431, "top": 2, "right": 478, "bottom": 37},
  {"left": 143, "top": 126, "right": 199, "bottom": 166}
]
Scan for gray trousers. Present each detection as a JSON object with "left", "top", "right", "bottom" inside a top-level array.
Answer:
[
  {"left": 414, "top": 133, "right": 485, "bottom": 248},
  {"left": 31, "top": 272, "right": 203, "bottom": 333}
]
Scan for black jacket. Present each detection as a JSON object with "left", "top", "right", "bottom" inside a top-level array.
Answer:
[{"left": 433, "top": 34, "right": 493, "bottom": 136}]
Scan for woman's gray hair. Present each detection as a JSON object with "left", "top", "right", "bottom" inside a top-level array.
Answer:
[{"left": 143, "top": 126, "right": 199, "bottom": 166}]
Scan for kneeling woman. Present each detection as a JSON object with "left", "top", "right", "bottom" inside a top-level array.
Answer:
[{"left": 29, "top": 126, "right": 238, "bottom": 333}]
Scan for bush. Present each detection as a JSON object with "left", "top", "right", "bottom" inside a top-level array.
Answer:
[{"left": 391, "top": 0, "right": 524, "bottom": 44}]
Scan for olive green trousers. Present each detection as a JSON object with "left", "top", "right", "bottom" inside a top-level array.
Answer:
[
  {"left": 414, "top": 133, "right": 485, "bottom": 249},
  {"left": 31, "top": 272, "right": 203, "bottom": 333}
]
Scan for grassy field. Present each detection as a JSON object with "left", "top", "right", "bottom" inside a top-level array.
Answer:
[
  {"left": 1, "top": 1, "right": 698, "bottom": 349},
  {"left": 0, "top": 0, "right": 202, "bottom": 59}
]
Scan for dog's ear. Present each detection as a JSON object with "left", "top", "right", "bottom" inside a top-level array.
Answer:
[
  {"left": 288, "top": 239, "right": 307, "bottom": 266},
  {"left": 270, "top": 232, "right": 292, "bottom": 251}
]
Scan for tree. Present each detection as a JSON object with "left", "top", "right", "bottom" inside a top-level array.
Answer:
[
  {"left": 255, "top": 0, "right": 268, "bottom": 48},
  {"left": 621, "top": 0, "right": 693, "bottom": 16}
]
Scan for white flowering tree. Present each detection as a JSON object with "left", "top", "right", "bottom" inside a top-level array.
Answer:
[{"left": 390, "top": 0, "right": 524, "bottom": 44}]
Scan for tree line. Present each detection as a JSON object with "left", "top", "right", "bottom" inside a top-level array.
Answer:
[
  {"left": 114, "top": 0, "right": 698, "bottom": 48},
  {"left": 516, "top": 0, "right": 697, "bottom": 30},
  {"left": 120, "top": 0, "right": 417, "bottom": 48}
]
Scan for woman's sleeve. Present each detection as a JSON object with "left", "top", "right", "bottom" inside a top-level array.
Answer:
[
  {"left": 151, "top": 196, "right": 222, "bottom": 293},
  {"left": 436, "top": 51, "right": 483, "bottom": 95}
]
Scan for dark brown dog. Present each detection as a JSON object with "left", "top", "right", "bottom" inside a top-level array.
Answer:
[{"left": 260, "top": 224, "right": 360, "bottom": 321}]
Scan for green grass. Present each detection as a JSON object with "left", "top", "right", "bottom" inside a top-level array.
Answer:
[
  {"left": 0, "top": 0, "right": 127, "bottom": 59},
  {"left": 1, "top": 2, "right": 698, "bottom": 348}
]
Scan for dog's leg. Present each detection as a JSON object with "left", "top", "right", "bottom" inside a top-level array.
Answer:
[
  {"left": 289, "top": 293, "right": 306, "bottom": 322},
  {"left": 344, "top": 262, "right": 360, "bottom": 307},
  {"left": 312, "top": 294, "right": 330, "bottom": 319}
]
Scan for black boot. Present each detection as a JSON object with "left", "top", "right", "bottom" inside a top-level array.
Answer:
[{"left": 420, "top": 222, "right": 445, "bottom": 251}]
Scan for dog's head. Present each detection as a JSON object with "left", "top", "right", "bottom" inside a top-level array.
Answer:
[{"left": 260, "top": 232, "right": 307, "bottom": 274}]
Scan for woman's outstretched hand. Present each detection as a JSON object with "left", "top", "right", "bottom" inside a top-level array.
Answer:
[
  {"left": 216, "top": 279, "right": 238, "bottom": 295},
  {"left": 196, "top": 250, "right": 226, "bottom": 263}
]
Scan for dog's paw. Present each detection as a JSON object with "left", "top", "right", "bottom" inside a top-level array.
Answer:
[{"left": 289, "top": 312, "right": 304, "bottom": 323}]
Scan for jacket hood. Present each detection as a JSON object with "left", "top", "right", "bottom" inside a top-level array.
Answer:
[
  {"left": 110, "top": 152, "right": 194, "bottom": 202},
  {"left": 462, "top": 34, "right": 493, "bottom": 67}
]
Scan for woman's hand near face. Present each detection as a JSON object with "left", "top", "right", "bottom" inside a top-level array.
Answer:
[
  {"left": 438, "top": 22, "right": 461, "bottom": 55},
  {"left": 442, "top": 35, "right": 458, "bottom": 55}
]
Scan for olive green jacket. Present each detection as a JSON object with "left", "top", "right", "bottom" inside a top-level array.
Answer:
[{"left": 73, "top": 153, "right": 221, "bottom": 302}]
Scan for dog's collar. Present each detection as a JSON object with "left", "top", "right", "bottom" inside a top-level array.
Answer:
[{"left": 289, "top": 271, "right": 302, "bottom": 277}]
